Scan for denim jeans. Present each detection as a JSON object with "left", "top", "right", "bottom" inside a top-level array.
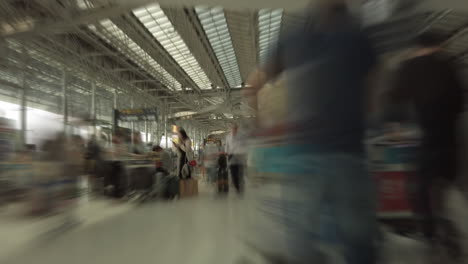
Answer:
[{"left": 245, "top": 147, "right": 378, "bottom": 264}]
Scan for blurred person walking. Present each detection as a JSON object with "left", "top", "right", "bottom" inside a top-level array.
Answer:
[
  {"left": 153, "top": 145, "right": 173, "bottom": 174},
  {"left": 244, "top": 0, "right": 378, "bottom": 263},
  {"left": 197, "top": 142, "right": 206, "bottom": 181},
  {"left": 173, "top": 128, "right": 198, "bottom": 197},
  {"left": 152, "top": 145, "right": 178, "bottom": 199},
  {"left": 389, "top": 32, "right": 464, "bottom": 260},
  {"left": 85, "top": 135, "right": 103, "bottom": 193},
  {"left": 204, "top": 138, "right": 222, "bottom": 184},
  {"left": 225, "top": 123, "right": 246, "bottom": 194}
]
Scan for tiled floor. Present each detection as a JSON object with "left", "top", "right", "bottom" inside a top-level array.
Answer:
[
  {"left": 0, "top": 182, "right": 467, "bottom": 264},
  {"left": 0, "top": 196, "right": 134, "bottom": 262}
]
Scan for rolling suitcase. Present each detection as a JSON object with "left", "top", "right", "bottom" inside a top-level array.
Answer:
[
  {"left": 105, "top": 161, "right": 127, "bottom": 198},
  {"left": 179, "top": 178, "right": 198, "bottom": 198},
  {"left": 217, "top": 167, "right": 229, "bottom": 193}
]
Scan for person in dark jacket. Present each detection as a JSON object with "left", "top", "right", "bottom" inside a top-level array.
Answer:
[{"left": 390, "top": 32, "right": 464, "bottom": 260}]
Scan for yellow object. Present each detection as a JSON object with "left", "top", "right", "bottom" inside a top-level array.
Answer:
[
  {"left": 172, "top": 134, "right": 179, "bottom": 144},
  {"left": 257, "top": 78, "right": 286, "bottom": 128}
]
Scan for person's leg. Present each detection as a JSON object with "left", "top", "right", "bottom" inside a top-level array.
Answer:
[
  {"left": 244, "top": 146, "right": 329, "bottom": 263},
  {"left": 206, "top": 167, "right": 214, "bottom": 183},
  {"left": 230, "top": 164, "right": 241, "bottom": 193},
  {"left": 329, "top": 153, "right": 378, "bottom": 264},
  {"left": 418, "top": 150, "right": 442, "bottom": 242},
  {"left": 238, "top": 164, "right": 245, "bottom": 193},
  {"left": 202, "top": 166, "right": 206, "bottom": 182},
  {"left": 420, "top": 177, "right": 435, "bottom": 241},
  {"left": 433, "top": 151, "right": 462, "bottom": 260},
  {"left": 245, "top": 146, "right": 377, "bottom": 264},
  {"left": 205, "top": 167, "right": 210, "bottom": 183}
]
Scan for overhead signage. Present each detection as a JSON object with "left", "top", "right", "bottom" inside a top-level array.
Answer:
[{"left": 115, "top": 108, "right": 157, "bottom": 122}]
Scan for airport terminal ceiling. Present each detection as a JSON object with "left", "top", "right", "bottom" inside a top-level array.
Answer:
[{"left": 1, "top": 0, "right": 468, "bottom": 133}]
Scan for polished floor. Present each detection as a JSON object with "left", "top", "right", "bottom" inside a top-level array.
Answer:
[{"left": 0, "top": 182, "right": 467, "bottom": 264}]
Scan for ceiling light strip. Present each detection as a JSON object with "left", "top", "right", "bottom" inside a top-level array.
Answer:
[
  {"left": 258, "top": 9, "right": 283, "bottom": 65},
  {"left": 133, "top": 4, "right": 212, "bottom": 90},
  {"left": 195, "top": 6, "right": 242, "bottom": 88}
]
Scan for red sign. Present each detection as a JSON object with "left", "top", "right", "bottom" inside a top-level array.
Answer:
[{"left": 375, "top": 171, "right": 415, "bottom": 214}]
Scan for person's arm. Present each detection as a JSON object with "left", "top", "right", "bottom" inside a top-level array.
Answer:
[
  {"left": 179, "top": 139, "right": 193, "bottom": 160},
  {"left": 178, "top": 139, "right": 188, "bottom": 152},
  {"left": 244, "top": 45, "right": 284, "bottom": 110}
]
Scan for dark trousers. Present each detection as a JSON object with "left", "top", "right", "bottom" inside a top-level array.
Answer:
[
  {"left": 229, "top": 164, "right": 244, "bottom": 193},
  {"left": 411, "top": 147, "right": 461, "bottom": 258}
]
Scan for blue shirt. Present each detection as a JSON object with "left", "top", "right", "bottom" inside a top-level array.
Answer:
[{"left": 267, "top": 20, "right": 376, "bottom": 152}]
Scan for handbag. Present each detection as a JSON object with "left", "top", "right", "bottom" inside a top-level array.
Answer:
[{"left": 181, "top": 156, "right": 191, "bottom": 179}]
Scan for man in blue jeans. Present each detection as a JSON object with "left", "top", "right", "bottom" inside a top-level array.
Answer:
[{"left": 245, "top": 1, "right": 378, "bottom": 263}]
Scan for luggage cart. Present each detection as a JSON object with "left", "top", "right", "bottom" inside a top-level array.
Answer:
[
  {"left": 31, "top": 162, "right": 80, "bottom": 221},
  {"left": 0, "top": 162, "right": 33, "bottom": 206}
]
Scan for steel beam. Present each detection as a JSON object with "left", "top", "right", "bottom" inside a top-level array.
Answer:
[
  {"left": 19, "top": 53, "right": 27, "bottom": 148},
  {"left": 0, "top": 1, "right": 153, "bottom": 39},
  {"left": 225, "top": 10, "right": 258, "bottom": 82},
  {"left": 91, "top": 81, "right": 97, "bottom": 135},
  {"left": 62, "top": 67, "right": 68, "bottom": 132}
]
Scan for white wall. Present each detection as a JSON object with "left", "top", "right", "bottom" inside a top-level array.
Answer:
[{"left": 0, "top": 101, "right": 68, "bottom": 146}]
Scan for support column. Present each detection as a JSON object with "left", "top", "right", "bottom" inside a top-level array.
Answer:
[
  {"left": 19, "top": 64, "right": 27, "bottom": 148},
  {"left": 155, "top": 113, "right": 159, "bottom": 146},
  {"left": 131, "top": 98, "right": 134, "bottom": 147},
  {"left": 144, "top": 120, "right": 148, "bottom": 143},
  {"left": 111, "top": 91, "right": 118, "bottom": 146},
  {"left": 113, "top": 92, "right": 118, "bottom": 109},
  {"left": 164, "top": 99, "right": 168, "bottom": 149},
  {"left": 62, "top": 68, "right": 68, "bottom": 133},
  {"left": 91, "top": 81, "right": 96, "bottom": 136},
  {"left": 17, "top": 45, "right": 28, "bottom": 148}
]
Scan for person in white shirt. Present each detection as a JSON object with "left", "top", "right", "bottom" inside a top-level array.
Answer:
[
  {"left": 225, "top": 123, "right": 246, "bottom": 193},
  {"left": 204, "top": 140, "right": 221, "bottom": 183}
]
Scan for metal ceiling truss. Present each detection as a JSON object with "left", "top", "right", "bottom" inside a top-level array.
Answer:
[
  {"left": 38, "top": 33, "right": 209, "bottom": 129},
  {"left": 88, "top": 20, "right": 180, "bottom": 93},
  {"left": 0, "top": 0, "right": 153, "bottom": 39},
  {"left": 113, "top": 14, "right": 200, "bottom": 91},
  {"left": 0, "top": 1, "right": 296, "bottom": 131},
  {"left": 81, "top": 20, "right": 210, "bottom": 115},
  {"left": 75, "top": 27, "right": 212, "bottom": 129},
  {"left": 224, "top": 9, "right": 258, "bottom": 82}
]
